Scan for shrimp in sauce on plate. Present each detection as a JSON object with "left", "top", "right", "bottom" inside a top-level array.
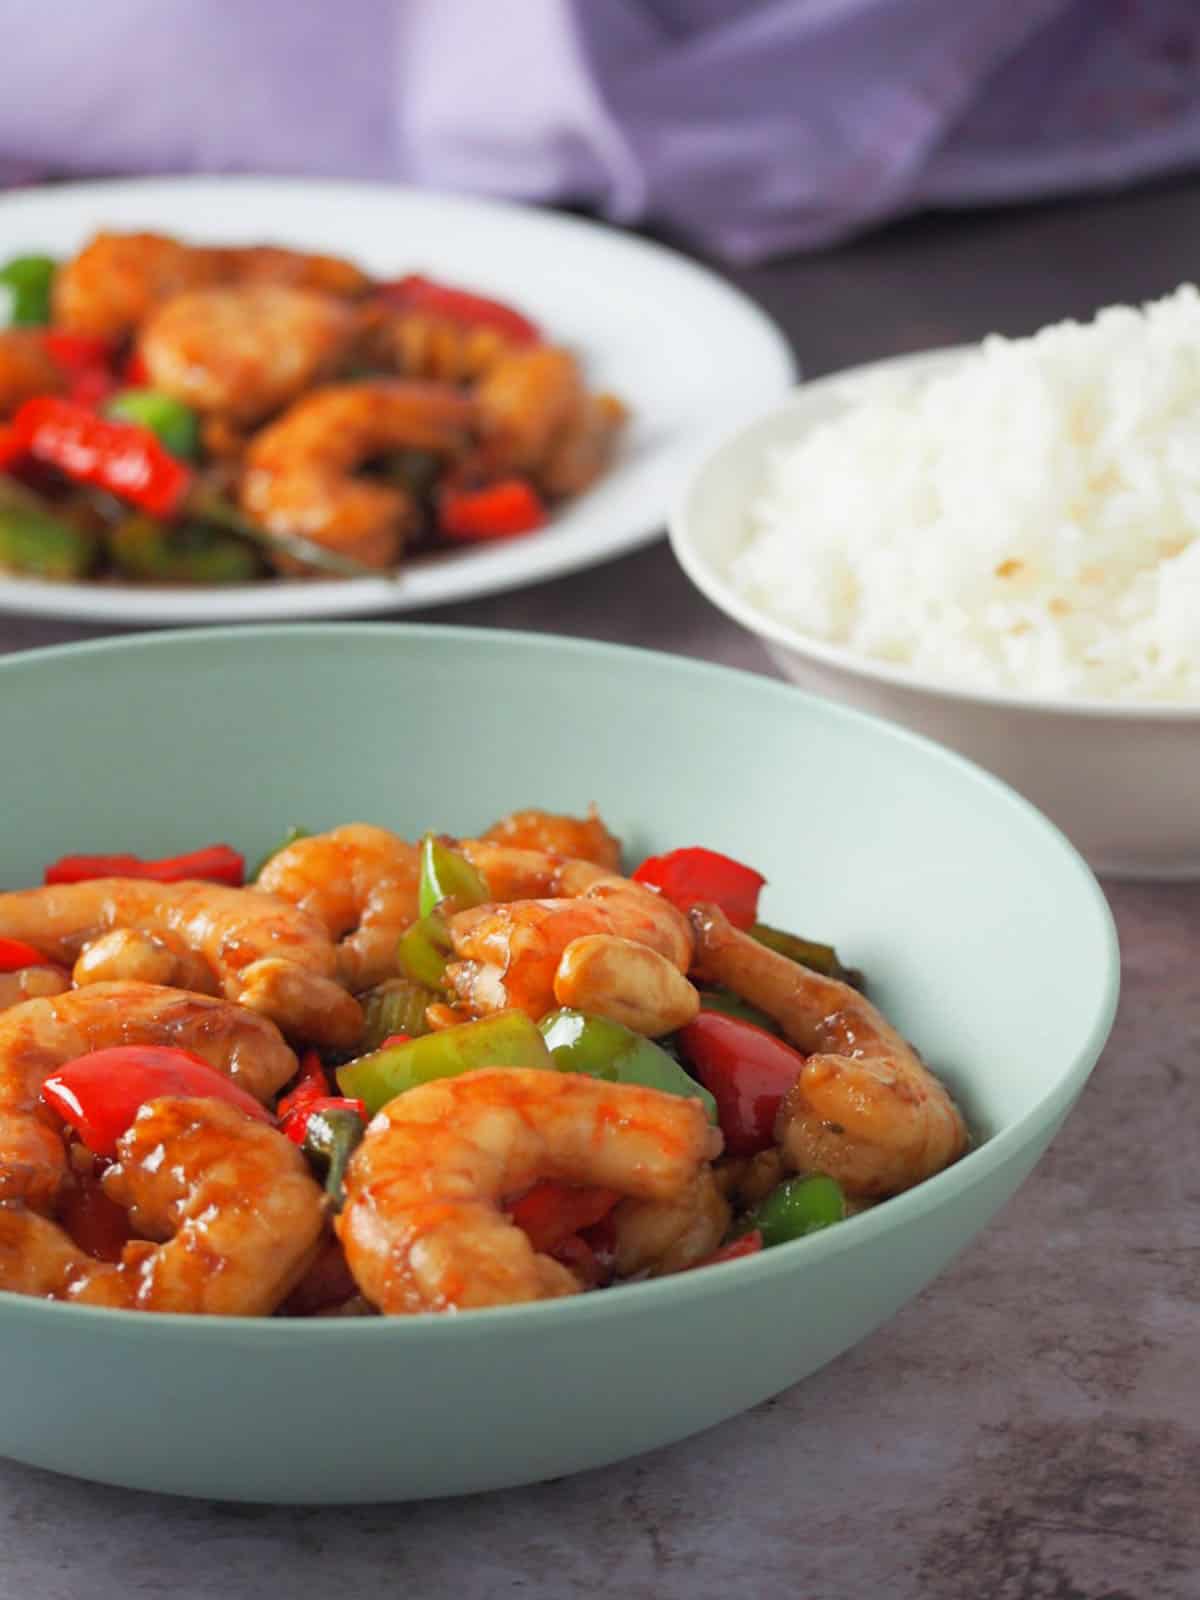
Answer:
[{"left": 0, "top": 233, "right": 628, "bottom": 586}]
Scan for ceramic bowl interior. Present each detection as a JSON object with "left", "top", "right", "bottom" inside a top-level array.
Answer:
[
  {"left": 0, "top": 627, "right": 1118, "bottom": 1502},
  {"left": 669, "top": 355, "right": 1200, "bottom": 880}
]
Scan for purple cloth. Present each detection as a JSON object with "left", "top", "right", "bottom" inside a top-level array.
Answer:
[{"left": 1, "top": 0, "right": 1199, "bottom": 260}]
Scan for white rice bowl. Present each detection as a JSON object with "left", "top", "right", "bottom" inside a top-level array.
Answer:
[{"left": 731, "top": 287, "right": 1200, "bottom": 704}]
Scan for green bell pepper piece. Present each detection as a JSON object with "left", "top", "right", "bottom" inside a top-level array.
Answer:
[
  {"left": 359, "top": 978, "right": 437, "bottom": 1050},
  {"left": 301, "top": 1105, "right": 365, "bottom": 1213},
  {"left": 337, "top": 1010, "right": 553, "bottom": 1114},
  {"left": 418, "top": 834, "right": 489, "bottom": 919},
  {"left": 396, "top": 907, "right": 453, "bottom": 989},
  {"left": 0, "top": 254, "right": 56, "bottom": 326},
  {"left": 750, "top": 922, "right": 865, "bottom": 991},
  {"left": 0, "top": 498, "right": 95, "bottom": 579},
  {"left": 698, "top": 986, "right": 781, "bottom": 1034},
  {"left": 746, "top": 1174, "right": 846, "bottom": 1247},
  {"left": 190, "top": 485, "right": 400, "bottom": 581},
  {"left": 108, "top": 516, "right": 262, "bottom": 584},
  {"left": 376, "top": 449, "right": 441, "bottom": 498},
  {"left": 538, "top": 1008, "right": 718, "bottom": 1121},
  {"left": 105, "top": 389, "right": 201, "bottom": 460}
]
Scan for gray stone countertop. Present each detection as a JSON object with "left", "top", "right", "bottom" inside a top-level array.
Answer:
[{"left": 2, "top": 175, "right": 1199, "bottom": 1599}]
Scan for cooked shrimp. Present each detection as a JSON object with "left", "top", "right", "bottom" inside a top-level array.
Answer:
[
  {"left": 0, "top": 879, "right": 361, "bottom": 1048},
  {"left": 71, "top": 927, "right": 213, "bottom": 991},
  {"left": 52, "top": 231, "right": 227, "bottom": 338},
  {"left": 714, "top": 1146, "right": 787, "bottom": 1210},
  {"left": 689, "top": 906, "right": 968, "bottom": 1199},
  {"left": 199, "top": 413, "right": 251, "bottom": 464},
  {"left": 446, "top": 844, "right": 697, "bottom": 1032},
  {"left": 0, "top": 981, "right": 296, "bottom": 1211},
  {"left": 553, "top": 934, "right": 699, "bottom": 1036},
  {"left": 474, "top": 346, "right": 584, "bottom": 476},
  {"left": 539, "top": 393, "right": 627, "bottom": 498},
  {"left": 609, "top": 1167, "right": 730, "bottom": 1279},
  {"left": 479, "top": 807, "right": 621, "bottom": 871},
  {"left": 354, "top": 314, "right": 624, "bottom": 492},
  {"left": 239, "top": 380, "right": 473, "bottom": 569},
  {"left": 337, "top": 1067, "right": 720, "bottom": 1312},
  {"left": 52, "top": 231, "right": 370, "bottom": 340},
  {"left": 256, "top": 823, "right": 420, "bottom": 991},
  {"left": 225, "top": 244, "right": 369, "bottom": 299},
  {"left": 0, "top": 965, "right": 70, "bottom": 1013},
  {"left": 139, "top": 285, "right": 356, "bottom": 424},
  {"left": 356, "top": 303, "right": 519, "bottom": 384},
  {"left": 0, "top": 328, "right": 62, "bottom": 417},
  {"left": 0, "top": 1097, "right": 325, "bottom": 1313}
]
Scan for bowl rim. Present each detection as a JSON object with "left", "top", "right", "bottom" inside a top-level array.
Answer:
[
  {"left": 0, "top": 622, "right": 1121, "bottom": 1339},
  {"left": 669, "top": 348, "right": 1200, "bottom": 722}
]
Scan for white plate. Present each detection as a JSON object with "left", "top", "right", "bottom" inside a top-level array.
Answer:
[{"left": 0, "top": 176, "right": 794, "bottom": 623}]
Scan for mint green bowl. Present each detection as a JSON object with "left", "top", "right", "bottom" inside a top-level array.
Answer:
[{"left": 0, "top": 626, "right": 1118, "bottom": 1503}]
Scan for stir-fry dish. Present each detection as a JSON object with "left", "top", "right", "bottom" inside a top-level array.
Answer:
[
  {"left": 0, "top": 810, "right": 968, "bottom": 1316},
  {"left": 0, "top": 235, "right": 627, "bottom": 584}
]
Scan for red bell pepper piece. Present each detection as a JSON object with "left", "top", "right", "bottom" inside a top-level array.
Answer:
[
  {"left": 38, "top": 333, "right": 118, "bottom": 411},
  {"left": 41, "top": 1045, "right": 271, "bottom": 1159},
  {"left": 378, "top": 1033, "right": 411, "bottom": 1050},
  {"left": 11, "top": 396, "right": 192, "bottom": 518},
  {"left": 689, "top": 1230, "right": 764, "bottom": 1270},
  {"left": 0, "top": 423, "right": 26, "bottom": 471},
  {"left": 42, "top": 332, "right": 115, "bottom": 373},
  {"left": 0, "top": 936, "right": 52, "bottom": 972},
  {"left": 378, "top": 274, "right": 540, "bottom": 344},
  {"left": 675, "top": 1012, "right": 805, "bottom": 1157},
  {"left": 632, "top": 847, "right": 765, "bottom": 931},
  {"left": 58, "top": 1159, "right": 133, "bottom": 1263},
  {"left": 281, "top": 1095, "right": 368, "bottom": 1144},
  {"left": 43, "top": 843, "right": 245, "bottom": 887},
  {"left": 64, "top": 367, "right": 118, "bottom": 410},
  {"left": 437, "top": 478, "right": 547, "bottom": 542},
  {"left": 275, "top": 1049, "right": 331, "bottom": 1122},
  {"left": 122, "top": 350, "right": 150, "bottom": 387},
  {"left": 509, "top": 1180, "right": 621, "bottom": 1254}
]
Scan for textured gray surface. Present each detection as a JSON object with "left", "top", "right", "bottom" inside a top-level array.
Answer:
[{"left": 2, "top": 176, "right": 1200, "bottom": 1597}]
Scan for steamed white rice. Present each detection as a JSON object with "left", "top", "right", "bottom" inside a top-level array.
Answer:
[{"left": 731, "top": 286, "right": 1200, "bottom": 702}]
